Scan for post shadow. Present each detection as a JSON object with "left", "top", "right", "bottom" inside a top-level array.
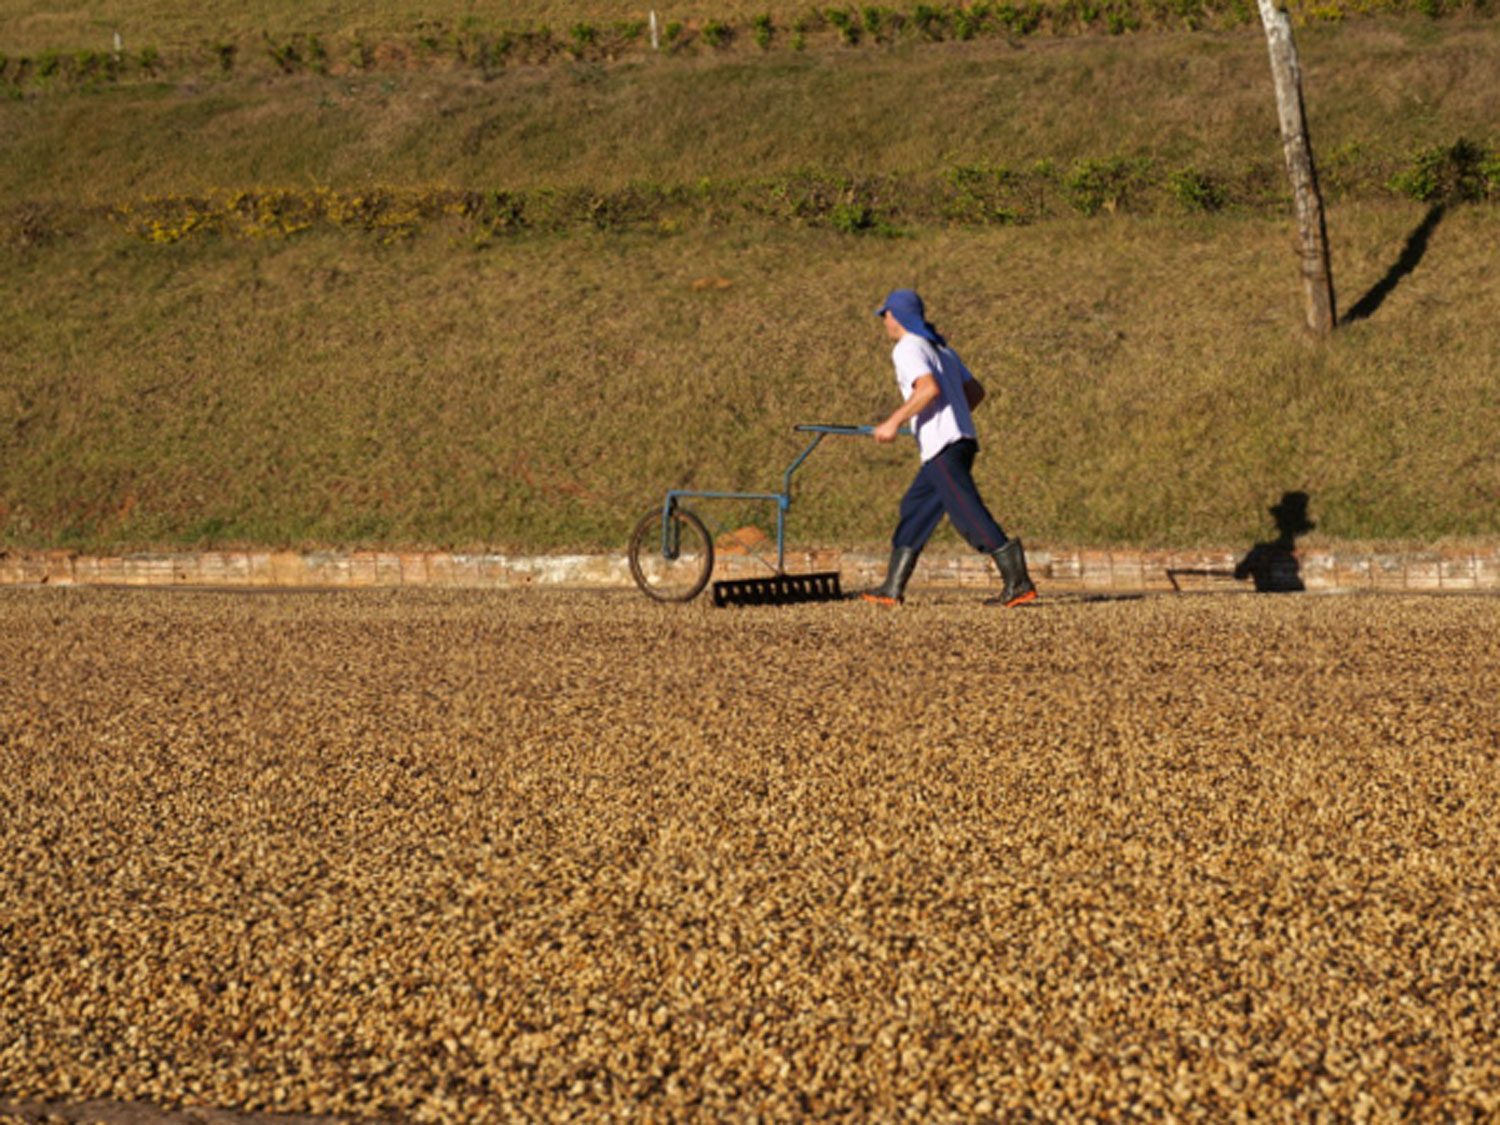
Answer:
[
  {"left": 1234, "top": 491, "right": 1314, "bottom": 593},
  {"left": 1341, "top": 203, "right": 1446, "bottom": 325}
]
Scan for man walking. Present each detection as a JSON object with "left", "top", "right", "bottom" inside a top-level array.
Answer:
[{"left": 861, "top": 288, "right": 1037, "bottom": 607}]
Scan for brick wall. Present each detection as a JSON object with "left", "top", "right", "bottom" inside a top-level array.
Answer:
[{"left": 4, "top": 547, "right": 1500, "bottom": 593}]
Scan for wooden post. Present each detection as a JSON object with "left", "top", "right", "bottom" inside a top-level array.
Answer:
[{"left": 1256, "top": 0, "right": 1337, "bottom": 334}]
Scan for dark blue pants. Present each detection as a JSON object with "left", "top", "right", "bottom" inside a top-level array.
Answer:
[{"left": 892, "top": 438, "right": 1007, "bottom": 553}]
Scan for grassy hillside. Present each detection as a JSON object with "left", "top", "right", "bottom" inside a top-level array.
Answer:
[
  {"left": 4, "top": 20, "right": 1499, "bottom": 205},
  {"left": 2, "top": 8, "right": 1498, "bottom": 554},
  {"left": 1, "top": 0, "right": 1492, "bottom": 59}
]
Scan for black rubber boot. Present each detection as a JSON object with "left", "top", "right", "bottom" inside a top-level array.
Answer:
[
  {"left": 860, "top": 546, "right": 921, "bottom": 605},
  {"left": 985, "top": 538, "right": 1038, "bottom": 607}
]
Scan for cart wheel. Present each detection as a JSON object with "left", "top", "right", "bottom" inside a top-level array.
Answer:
[{"left": 628, "top": 505, "right": 714, "bottom": 602}]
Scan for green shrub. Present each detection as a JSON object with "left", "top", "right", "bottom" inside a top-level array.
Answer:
[
  {"left": 702, "top": 20, "right": 733, "bottom": 47},
  {"left": 126, "top": 45, "right": 156, "bottom": 76},
  {"left": 1063, "top": 156, "right": 1137, "bottom": 215},
  {"left": 306, "top": 35, "right": 328, "bottom": 75},
  {"left": 1482, "top": 151, "right": 1500, "bottom": 198},
  {"left": 1387, "top": 139, "right": 1492, "bottom": 203},
  {"left": 1220, "top": 0, "right": 1255, "bottom": 23},
  {"left": 944, "top": 163, "right": 1025, "bottom": 223},
  {"left": 826, "top": 8, "right": 863, "bottom": 43},
  {"left": 265, "top": 36, "right": 302, "bottom": 73},
  {"left": 72, "top": 49, "right": 119, "bottom": 82},
  {"left": 952, "top": 5, "right": 983, "bottom": 39},
  {"left": 569, "top": 22, "right": 597, "bottom": 56},
  {"left": 1056, "top": 0, "right": 1102, "bottom": 29},
  {"left": 996, "top": 3, "right": 1045, "bottom": 33},
  {"left": 753, "top": 13, "right": 776, "bottom": 47},
  {"left": 1105, "top": 2, "right": 1142, "bottom": 33},
  {"left": 828, "top": 198, "right": 896, "bottom": 235},
  {"left": 913, "top": 4, "right": 947, "bottom": 37},
  {"left": 1167, "top": 167, "right": 1226, "bottom": 211},
  {"left": 1170, "top": 0, "right": 1208, "bottom": 27}
]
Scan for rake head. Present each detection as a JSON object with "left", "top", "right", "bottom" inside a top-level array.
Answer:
[{"left": 711, "top": 571, "right": 843, "bottom": 608}]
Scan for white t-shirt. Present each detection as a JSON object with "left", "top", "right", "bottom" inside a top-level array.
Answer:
[{"left": 892, "top": 333, "right": 976, "bottom": 463}]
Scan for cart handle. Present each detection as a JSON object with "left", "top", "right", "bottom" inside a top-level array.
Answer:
[
  {"left": 794, "top": 423, "right": 912, "bottom": 436},
  {"left": 780, "top": 422, "right": 913, "bottom": 509}
]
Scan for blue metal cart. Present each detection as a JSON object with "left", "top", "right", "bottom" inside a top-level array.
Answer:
[{"left": 627, "top": 423, "right": 908, "bottom": 606}]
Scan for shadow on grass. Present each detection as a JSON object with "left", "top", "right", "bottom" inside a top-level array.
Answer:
[
  {"left": 1164, "top": 491, "right": 1315, "bottom": 593},
  {"left": 1233, "top": 491, "right": 1315, "bottom": 593},
  {"left": 1342, "top": 203, "right": 1446, "bottom": 325}
]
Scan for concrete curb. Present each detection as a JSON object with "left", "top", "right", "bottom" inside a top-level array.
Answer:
[{"left": 4, "top": 546, "right": 1500, "bottom": 594}]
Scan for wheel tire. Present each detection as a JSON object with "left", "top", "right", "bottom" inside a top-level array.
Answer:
[{"left": 628, "top": 506, "right": 714, "bottom": 602}]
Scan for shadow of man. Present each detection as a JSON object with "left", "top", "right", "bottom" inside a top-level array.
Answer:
[{"left": 1234, "top": 491, "right": 1314, "bottom": 592}]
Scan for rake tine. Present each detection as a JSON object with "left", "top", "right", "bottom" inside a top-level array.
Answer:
[{"left": 710, "top": 572, "right": 844, "bottom": 608}]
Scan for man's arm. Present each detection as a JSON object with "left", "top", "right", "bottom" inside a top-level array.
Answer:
[
  {"left": 874, "top": 374, "right": 940, "bottom": 443},
  {"left": 964, "top": 377, "right": 986, "bottom": 411}
]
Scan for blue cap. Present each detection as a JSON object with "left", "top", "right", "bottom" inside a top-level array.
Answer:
[{"left": 874, "top": 288, "right": 945, "bottom": 345}]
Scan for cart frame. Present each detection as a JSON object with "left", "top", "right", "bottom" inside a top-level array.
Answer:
[{"left": 628, "top": 423, "right": 909, "bottom": 604}]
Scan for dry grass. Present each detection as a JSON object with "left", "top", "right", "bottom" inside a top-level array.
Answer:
[
  {"left": 1, "top": 14, "right": 1497, "bottom": 554},
  {"left": 3, "top": 587, "right": 1499, "bottom": 1120},
  {"left": 0, "top": 1, "right": 814, "bottom": 54},
  {"left": 2, "top": 0, "right": 1497, "bottom": 57},
  {"left": 0, "top": 0, "right": 1464, "bottom": 56},
  {"left": 3, "top": 23, "right": 1498, "bottom": 204},
  {"left": 3, "top": 203, "right": 1498, "bottom": 553}
]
